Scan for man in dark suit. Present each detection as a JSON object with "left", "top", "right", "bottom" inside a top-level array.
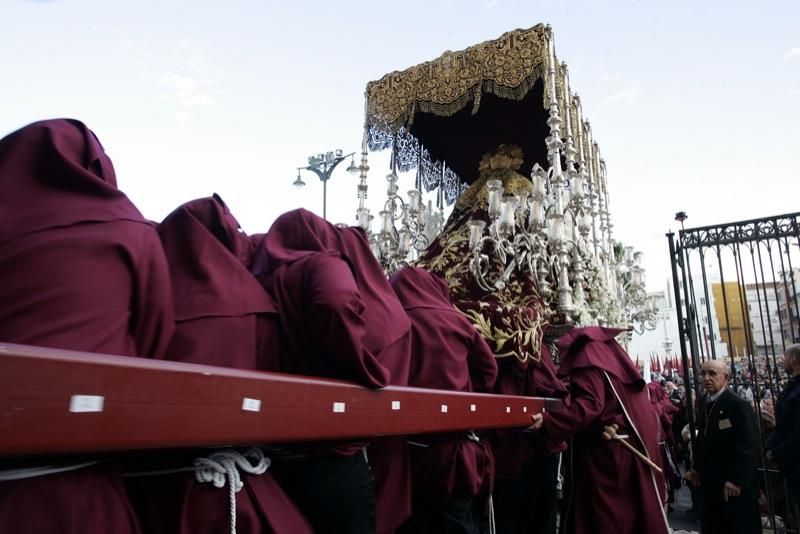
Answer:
[
  {"left": 685, "top": 359, "right": 762, "bottom": 534},
  {"left": 766, "top": 344, "right": 800, "bottom": 519}
]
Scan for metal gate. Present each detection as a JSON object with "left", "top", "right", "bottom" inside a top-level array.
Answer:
[{"left": 668, "top": 211, "right": 800, "bottom": 532}]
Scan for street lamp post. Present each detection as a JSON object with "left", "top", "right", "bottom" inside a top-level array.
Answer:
[{"left": 293, "top": 149, "right": 359, "bottom": 220}]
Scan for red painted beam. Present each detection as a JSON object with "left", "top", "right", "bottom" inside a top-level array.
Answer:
[{"left": 0, "top": 343, "right": 561, "bottom": 458}]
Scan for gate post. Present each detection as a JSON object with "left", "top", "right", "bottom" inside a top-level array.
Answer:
[{"left": 667, "top": 231, "right": 698, "bottom": 448}]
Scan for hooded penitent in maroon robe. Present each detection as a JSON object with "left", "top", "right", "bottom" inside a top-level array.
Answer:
[
  {"left": 125, "top": 196, "right": 312, "bottom": 534},
  {"left": 489, "top": 343, "right": 567, "bottom": 534},
  {"left": 390, "top": 267, "right": 498, "bottom": 534},
  {"left": 391, "top": 266, "right": 497, "bottom": 399},
  {"left": 647, "top": 382, "right": 679, "bottom": 446},
  {"left": 252, "top": 208, "right": 410, "bottom": 389},
  {"left": 646, "top": 382, "right": 681, "bottom": 503},
  {"left": 252, "top": 208, "right": 411, "bottom": 534},
  {"left": 0, "top": 119, "right": 175, "bottom": 534},
  {"left": 539, "top": 327, "right": 669, "bottom": 534}
]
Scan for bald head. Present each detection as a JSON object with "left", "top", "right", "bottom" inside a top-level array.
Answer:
[
  {"left": 700, "top": 359, "right": 730, "bottom": 395},
  {"left": 784, "top": 344, "right": 800, "bottom": 377}
]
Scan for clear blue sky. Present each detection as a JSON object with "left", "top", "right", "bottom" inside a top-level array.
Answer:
[{"left": 2, "top": 0, "right": 799, "bottom": 288}]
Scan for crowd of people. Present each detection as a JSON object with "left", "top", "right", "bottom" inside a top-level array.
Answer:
[{"left": 0, "top": 119, "right": 798, "bottom": 534}]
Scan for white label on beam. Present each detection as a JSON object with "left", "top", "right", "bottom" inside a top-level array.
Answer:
[
  {"left": 333, "top": 402, "right": 346, "bottom": 413},
  {"left": 470, "top": 404, "right": 477, "bottom": 412},
  {"left": 523, "top": 406, "right": 528, "bottom": 413},
  {"left": 242, "top": 398, "right": 261, "bottom": 412},
  {"left": 69, "top": 395, "right": 104, "bottom": 413},
  {"left": 505, "top": 406, "right": 511, "bottom": 413},
  {"left": 441, "top": 404, "right": 448, "bottom": 413},
  {"left": 391, "top": 401, "right": 401, "bottom": 410}
]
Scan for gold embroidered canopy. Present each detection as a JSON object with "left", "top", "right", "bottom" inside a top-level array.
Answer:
[
  {"left": 364, "top": 24, "right": 575, "bottom": 201},
  {"left": 366, "top": 24, "right": 550, "bottom": 129}
]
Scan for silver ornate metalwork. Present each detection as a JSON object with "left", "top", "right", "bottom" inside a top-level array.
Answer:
[
  {"left": 462, "top": 32, "right": 657, "bottom": 333},
  {"left": 354, "top": 125, "right": 446, "bottom": 274}
]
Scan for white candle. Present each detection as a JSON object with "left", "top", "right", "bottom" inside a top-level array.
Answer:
[
  {"left": 468, "top": 220, "right": 487, "bottom": 249},
  {"left": 398, "top": 230, "right": 411, "bottom": 255},
  {"left": 515, "top": 191, "right": 529, "bottom": 210},
  {"left": 533, "top": 174, "right": 546, "bottom": 198},
  {"left": 487, "top": 180, "right": 504, "bottom": 220},
  {"left": 624, "top": 246, "right": 634, "bottom": 265},
  {"left": 380, "top": 210, "right": 393, "bottom": 234},
  {"left": 357, "top": 207, "right": 370, "bottom": 230},
  {"left": 500, "top": 198, "right": 517, "bottom": 227},
  {"left": 529, "top": 199, "right": 544, "bottom": 227},
  {"left": 407, "top": 190, "right": 421, "bottom": 212},
  {"left": 549, "top": 218, "right": 564, "bottom": 243}
]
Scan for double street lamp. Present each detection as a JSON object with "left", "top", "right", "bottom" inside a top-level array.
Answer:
[{"left": 293, "top": 149, "right": 359, "bottom": 220}]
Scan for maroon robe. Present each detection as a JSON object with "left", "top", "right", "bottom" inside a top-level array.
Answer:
[
  {"left": 646, "top": 383, "right": 678, "bottom": 444},
  {"left": 0, "top": 119, "right": 175, "bottom": 534},
  {"left": 252, "top": 208, "right": 410, "bottom": 391},
  {"left": 541, "top": 327, "right": 669, "bottom": 534},
  {"left": 125, "top": 196, "right": 312, "bottom": 534},
  {"left": 253, "top": 209, "right": 411, "bottom": 533},
  {"left": 646, "top": 382, "right": 681, "bottom": 501},
  {"left": 490, "top": 344, "right": 566, "bottom": 479},
  {"left": 390, "top": 267, "right": 498, "bottom": 502},
  {"left": 157, "top": 195, "right": 279, "bottom": 370}
]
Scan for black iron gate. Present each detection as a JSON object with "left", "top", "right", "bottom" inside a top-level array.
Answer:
[{"left": 668, "top": 211, "right": 800, "bottom": 533}]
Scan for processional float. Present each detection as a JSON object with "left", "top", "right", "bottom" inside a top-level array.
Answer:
[
  {"left": 1, "top": 24, "right": 656, "bottom": 459},
  {"left": 354, "top": 24, "right": 657, "bottom": 336}
]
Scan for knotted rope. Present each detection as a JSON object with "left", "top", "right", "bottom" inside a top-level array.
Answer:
[{"left": 193, "top": 447, "right": 270, "bottom": 534}]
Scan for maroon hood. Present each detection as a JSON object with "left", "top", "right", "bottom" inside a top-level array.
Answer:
[
  {"left": 158, "top": 195, "right": 275, "bottom": 321},
  {"left": 390, "top": 266, "right": 455, "bottom": 312},
  {"left": 557, "top": 327, "right": 644, "bottom": 387},
  {"left": 252, "top": 208, "right": 410, "bottom": 351},
  {"left": 0, "top": 118, "right": 144, "bottom": 243}
]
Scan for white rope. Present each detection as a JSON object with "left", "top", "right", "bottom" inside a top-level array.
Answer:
[
  {"left": 555, "top": 452, "right": 564, "bottom": 499},
  {"left": 488, "top": 494, "right": 496, "bottom": 534},
  {"left": 0, "top": 461, "right": 98, "bottom": 482},
  {"left": 123, "top": 466, "right": 197, "bottom": 478},
  {"left": 193, "top": 447, "right": 270, "bottom": 534}
]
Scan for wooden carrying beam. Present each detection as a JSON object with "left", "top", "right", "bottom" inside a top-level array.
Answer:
[{"left": 0, "top": 343, "right": 561, "bottom": 458}]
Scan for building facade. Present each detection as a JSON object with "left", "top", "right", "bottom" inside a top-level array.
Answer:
[
  {"left": 629, "top": 277, "right": 728, "bottom": 373},
  {"left": 777, "top": 267, "right": 800, "bottom": 345},
  {"left": 744, "top": 282, "right": 784, "bottom": 357},
  {"left": 711, "top": 276, "right": 798, "bottom": 358}
]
